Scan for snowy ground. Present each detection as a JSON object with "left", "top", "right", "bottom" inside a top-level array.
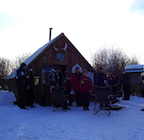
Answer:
[{"left": 0, "top": 90, "right": 144, "bottom": 140}]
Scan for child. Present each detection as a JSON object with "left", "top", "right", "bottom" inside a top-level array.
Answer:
[{"left": 80, "top": 69, "right": 93, "bottom": 110}]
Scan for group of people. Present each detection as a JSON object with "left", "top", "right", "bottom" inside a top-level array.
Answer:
[
  {"left": 50, "top": 65, "right": 130, "bottom": 111},
  {"left": 15, "top": 62, "right": 130, "bottom": 110},
  {"left": 95, "top": 66, "right": 130, "bottom": 100},
  {"left": 50, "top": 66, "right": 92, "bottom": 111},
  {"left": 15, "top": 63, "right": 35, "bottom": 109}
]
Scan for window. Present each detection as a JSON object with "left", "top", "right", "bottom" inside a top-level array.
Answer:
[
  {"left": 55, "top": 52, "right": 65, "bottom": 62},
  {"left": 34, "top": 76, "right": 40, "bottom": 86}
]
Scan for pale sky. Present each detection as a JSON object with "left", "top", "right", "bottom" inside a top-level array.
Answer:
[{"left": 0, "top": 0, "right": 144, "bottom": 64}]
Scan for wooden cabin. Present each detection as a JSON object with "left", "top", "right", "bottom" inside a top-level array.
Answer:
[{"left": 7, "top": 33, "right": 96, "bottom": 105}]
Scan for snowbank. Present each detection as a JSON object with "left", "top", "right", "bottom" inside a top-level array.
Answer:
[
  {"left": 0, "top": 90, "right": 15, "bottom": 106},
  {"left": 0, "top": 91, "right": 144, "bottom": 140}
]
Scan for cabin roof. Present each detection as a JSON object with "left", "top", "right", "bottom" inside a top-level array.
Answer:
[
  {"left": 125, "top": 64, "right": 144, "bottom": 73},
  {"left": 6, "top": 32, "right": 95, "bottom": 79},
  {"left": 24, "top": 35, "right": 60, "bottom": 66},
  {"left": 6, "top": 33, "right": 63, "bottom": 79}
]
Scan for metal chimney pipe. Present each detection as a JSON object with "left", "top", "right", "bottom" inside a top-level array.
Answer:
[{"left": 49, "top": 28, "right": 53, "bottom": 41}]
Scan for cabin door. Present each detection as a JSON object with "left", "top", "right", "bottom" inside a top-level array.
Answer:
[{"left": 55, "top": 65, "right": 66, "bottom": 75}]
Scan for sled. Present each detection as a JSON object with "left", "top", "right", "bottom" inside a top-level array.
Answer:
[{"left": 110, "top": 104, "right": 127, "bottom": 110}]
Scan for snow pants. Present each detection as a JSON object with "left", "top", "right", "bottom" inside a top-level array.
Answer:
[
  {"left": 75, "top": 90, "right": 82, "bottom": 106},
  {"left": 18, "top": 85, "right": 27, "bottom": 108},
  {"left": 123, "top": 84, "right": 130, "bottom": 100},
  {"left": 81, "top": 92, "right": 90, "bottom": 108},
  {"left": 26, "top": 87, "right": 34, "bottom": 106}
]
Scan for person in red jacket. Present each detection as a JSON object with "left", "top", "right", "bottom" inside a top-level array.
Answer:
[
  {"left": 80, "top": 69, "right": 93, "bottom": 110},
  {"left": 71, "top": 66, "right": 83, "bottom": 106}
]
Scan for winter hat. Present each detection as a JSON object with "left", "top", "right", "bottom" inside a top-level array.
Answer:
[
  {"left": 75, "top": 66, "right": 80, "bottom": 70},
  {"left": 20, "top": 63, "right": 26, "bottom": 68},
  {"left": 65, "top": 70, "right": 69, "bottom": 74},
  {"left": 54, "top": 66, "right": 61, "bottom": 70},
  {"left": 99, "top": 66, "right": 104, "bottom": 70},
  {"left": 83, "top": 69, "right": 88, "bottom": 73}
]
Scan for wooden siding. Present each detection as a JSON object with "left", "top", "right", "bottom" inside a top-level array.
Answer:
[{"left": 129, "top": 73, "right": 141, "bottom": 85}]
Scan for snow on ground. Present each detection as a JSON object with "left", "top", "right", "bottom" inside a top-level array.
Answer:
[{"left": 0, "top": 90, "right": 144, "bottom": 140}]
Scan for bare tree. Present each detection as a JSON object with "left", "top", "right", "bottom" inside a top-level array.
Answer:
[
  {"left": 0, "top": 53, "right": 31, "bottom": 88},
  {"left": 92, "top": 46, "right": 139, "bottom": 78},
  {"left": 0, "top": 58, "right": 11, "bottom": 87},
  {"left": 10, "top": 53, "right": 31, "bottom": 72}
]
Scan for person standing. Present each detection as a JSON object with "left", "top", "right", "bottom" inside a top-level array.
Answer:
[
  {"left": 16, "top": 63, "right": 29, "bottom": 109},
  {"left": 80, "top": 69, "right": 92, "bottom": 110},
  {"left": 121, "top": 69, "right": 130, "bottom": 100},
  {"left": 95, "top": 67, "right": 107, "bottom": 86},
  {"left": 71, "top": 66, "right": 83, "bottom": 106},
  {"left": 95, "top": 67, "right": 107, "bottom": 107},
  {"left": 141, "top": 73, "right": 144, "bottom": 97},
  {"left": 63, "top": 70, "right": 72, "bottom": 106},
  {"left": 26, "top": 67, "right": 35, "bottom": 107}
]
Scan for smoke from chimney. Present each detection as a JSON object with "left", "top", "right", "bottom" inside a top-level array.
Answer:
[{"left": 49, "top": 28, "right": 53, "bottom": 41}]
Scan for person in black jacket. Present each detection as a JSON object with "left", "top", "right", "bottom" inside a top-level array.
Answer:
[
  {"left": 51, "top": 66, "right": 64, "bottom": 87},
  {"left": 95, "top": 67, "right": 107, "bottom": 107},
  {"left": 16, "top": 63, "right": 29, "bottom": 109},
  {"left": 26, "top": 67, "right": 35, "bottom": 107},
  {"left": 63, "top": 70, "right": 72, "bottom": 106},
  {"left": 51, "top": 66, "right": 70, "bottom": 110},
  {"left": 121, "top": 69, "right": 130, "bottom": 100}
]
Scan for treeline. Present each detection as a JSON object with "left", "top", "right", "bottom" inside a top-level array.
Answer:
[
  {"left": 92, "top": 46, "right": 139, "bottom": 78},
  {"left": 0, "top": 53, "right": 31, "bottom": 88}
]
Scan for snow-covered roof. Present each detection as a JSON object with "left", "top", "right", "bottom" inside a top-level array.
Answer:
[
  {"left": 125, "top": 64, "right": 144, "bottom": 73},
  {"left": 6, "top": 33, "right": 62, "bottom": 79}
]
